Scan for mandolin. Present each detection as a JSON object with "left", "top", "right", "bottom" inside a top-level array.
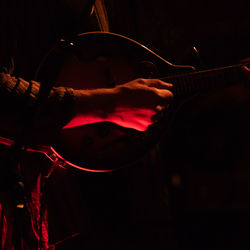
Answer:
[{"left": 1, "top": 32, "right": 248, "bottom": 172}]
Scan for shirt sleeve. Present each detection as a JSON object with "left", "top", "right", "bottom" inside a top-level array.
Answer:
[{"left": 0, "top": 72, "right": 75, "bottom": 134}]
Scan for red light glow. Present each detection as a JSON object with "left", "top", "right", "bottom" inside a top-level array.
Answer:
[{"left": 63, "top": 107, "right": 156, "bottom": 132}]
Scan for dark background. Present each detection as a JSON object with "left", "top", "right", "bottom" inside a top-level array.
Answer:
[
  {"left": 106, "top": 0, "right": 250, "bottom": 67},
  {"left": 2, "top": 0, "right": 250, "bottom": 249},
  {"left": 103, "top": 1, "right": 250, "bottom": 250}
]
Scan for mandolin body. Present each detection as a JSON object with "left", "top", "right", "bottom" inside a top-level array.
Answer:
[
  {"left": 37, "top": 31, "right": 247, "bottom": 172},
  {"left": 36, "top": 31, "right": 196, "bottom": 171}
]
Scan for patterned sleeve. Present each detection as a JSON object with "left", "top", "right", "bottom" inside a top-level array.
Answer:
[{"left": 0, "top": 72, "right": 75, "bottom": 132}]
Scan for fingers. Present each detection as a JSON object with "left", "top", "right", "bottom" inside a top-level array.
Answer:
[
  {"left": 242, "top": 65, "right": 250, "bottom": 81},
  {"left": 155, "top": 105, "right": 165, "bottom": 112},
  {"left": 137, "top": 78, "right": 173, "bottom": 89},
  {"left": 158, "top": 87, "right": 174, "bottom": 97},
  {"left": 242, "top": 65, "right": 250, "bottom": 72},
  {"left": 116, "top": 78, "right": 174, "bottom": 112},
  {"left": 151, "top": 103, "right": 171, "bottom": 123},
  {"left": 138, "top": 78, "right": 174, "bottom": 101},
  {"left": 136, "top": 78, "right": 174, "bottom": 101}
]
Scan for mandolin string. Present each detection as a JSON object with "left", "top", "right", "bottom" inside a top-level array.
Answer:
[
  {"left": 160, "top": 63, "right": 246, "bottom": 81},
  {"left": 159, "top": 63, "right": 247, "bottom": 96}
]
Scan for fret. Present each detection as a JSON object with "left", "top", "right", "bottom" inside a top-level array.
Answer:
[{"left": 161, "top": 63, "right": 246, "bottom": 97}]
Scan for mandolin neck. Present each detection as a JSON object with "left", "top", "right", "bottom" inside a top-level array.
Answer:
[{"left": 162, "top": 63, "right": 247, "bottom": 97}]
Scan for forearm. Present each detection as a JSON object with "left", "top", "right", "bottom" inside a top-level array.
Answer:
[
  {"left": 0, "top": 72, "right": 119, "bottom": 133},
  {"left": 0, "top": 72, "right": 174, "bottom": 136},
  {"left": 65, "top": 88, "right": 117, "bottom": 129}
]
